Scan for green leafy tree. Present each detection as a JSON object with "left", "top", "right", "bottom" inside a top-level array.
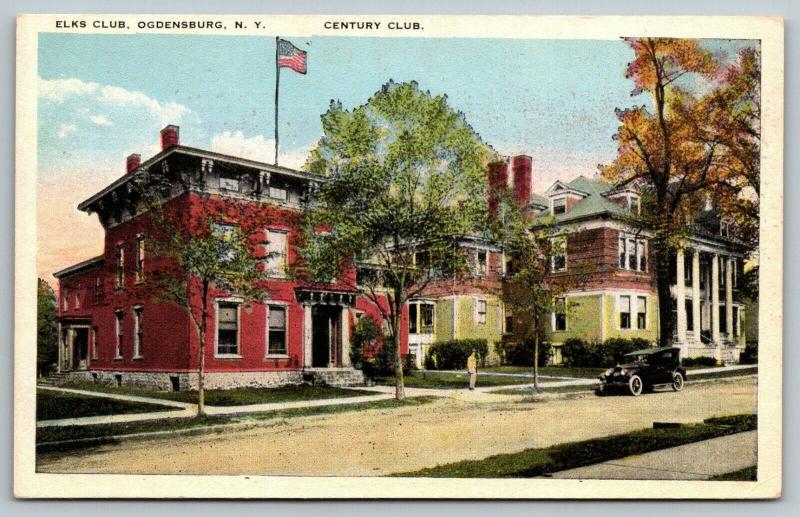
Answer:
[
  {"left": 37, "top": 278, "right": 58, "bottom": 377},
  {"left": 494, "top": 193, "right": 585, "bottom": 391},
  {"left": 299, "top": 81, "right": 495, "bottom": 400},
  {"left": 139, "top": 180, "right": 272, "bottom": 416}
]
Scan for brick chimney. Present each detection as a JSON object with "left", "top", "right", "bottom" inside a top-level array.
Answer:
[
  {"left": 511, "top": 155, "right": 532, "bottom": 206},
  {"left": 160, "top": 125, "right": 180, "bottom": 150},
  {"left": 487, "top": 160, "right": 509, "bottom": 215},
  {"left": 126, "top": 153, "right": 141, "bottom": 174}
]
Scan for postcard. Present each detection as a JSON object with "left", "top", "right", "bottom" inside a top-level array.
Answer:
[{"left": 14, "top": 14, "right": 783, "bottom": 499}]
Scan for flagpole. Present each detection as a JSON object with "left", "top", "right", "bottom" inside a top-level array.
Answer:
[{"left": 274, "top": 36, "right": 280, "bottom": 166}]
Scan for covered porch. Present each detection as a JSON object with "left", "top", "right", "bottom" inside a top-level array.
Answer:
[{"left": 57, "top": 318, "right": 94, "bottom": 373}]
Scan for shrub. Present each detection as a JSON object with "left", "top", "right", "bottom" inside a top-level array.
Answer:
[
  {"left": 561, "top": 338, "right": 601, "bottom": 367},
  {"left": 495, "top": 340, "right": 552, "bottom": 367},
  {"left": 351, "top": 315, "right": 380, "bottom": 368},
  {"left": 562, "top": 338, "right": 652, "bottom": 367},
  {"left": 740, "top": 342, "right": 758, "bottom": 364},
  {"left": 681, "top": 356, "right": 718, "bottom": 367},
  {"left": 602, "top": 338, "right": 649, "bottom": 366},
  {"left": 426, "top": 339, "right": 488, "bottom": 370},
  {"left": 361, "top": 332, "right": 400, "bottom": 378}
]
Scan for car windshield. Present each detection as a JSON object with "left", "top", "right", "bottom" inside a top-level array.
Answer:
[{"left": 629, "top": 355, "right": 649, "bottom": 364}]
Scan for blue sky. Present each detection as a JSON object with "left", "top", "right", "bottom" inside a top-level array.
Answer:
[{"left": 36, "top": 33, "right": 755, "bottom": 279}]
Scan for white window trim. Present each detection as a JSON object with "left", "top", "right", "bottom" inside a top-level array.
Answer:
[
  {"left": 619, "top": 234, "right": 647, "bottom": 272},
  {"left": 62, "top": 288, "right": 69, "bottom": 311},
  {"left": 635, "top": 295, "right": 648, "bottom": 330},
  {"left": 115, "top": 242, "right": 125, "bottom": 289},
  {"left": 551, "top": 236, "right": 567, "bottom": 272},
  {"left": 409, "top": 300, "right": 436, "bottom": 335},
  {"left": 265, "top": 301, "right": 290, "bottom": 358},
  {"left": 617, "top": 294, "right": 633, "bottom": 331},
  {"left": 474, "top": 298, "right": 487, "bottom": 325},
  {"left": 114, "top": 310, "right": 124, "bottom": 359},
  {"left": 132, "top": 305, "right": 143, "bottom": 359},
  {"left": 90, "top": 327, "right": 98, "bottom": 360},
  {"left": 215, "top": 297, "right": 243, "bottom": 358},
  {"left": 265, "top": 229, "right": 289, "bottom": 279},
  {"left": 551, "top": 298, "right": 567, "bottom": 332},
  {"left": 134, "top": 233, "right": 145, "bottom": 283},
  {"left": 476, "top": 249, "right": 488, "bottom": 277},
  {"left": 550, "top": 195, "right": 567, "bottom": 215}
]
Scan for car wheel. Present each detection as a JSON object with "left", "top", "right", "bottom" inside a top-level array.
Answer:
[
  {"left": 595, "top": 385, "right": 606, "bottom": 397},
  {"left": 628, "top": 375, "right": 644, "bottom": 396},
  {"left": 672, "top": 372, "right": 685, "bottom": 392}
]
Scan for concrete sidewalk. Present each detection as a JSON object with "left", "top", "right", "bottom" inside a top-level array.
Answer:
[
  {"left": 550, "top": 430, "right": 757, "bottom": 480},
  {"left": 37, "top": 386, "right": 392, "bottom": 428}
]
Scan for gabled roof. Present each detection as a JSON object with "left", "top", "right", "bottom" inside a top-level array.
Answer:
[
  {"left": 544, "top": 179, "right": 589, "bottom": 197},
  {"left": 538, "top": 175, "right": 629, "bottom": 224}
]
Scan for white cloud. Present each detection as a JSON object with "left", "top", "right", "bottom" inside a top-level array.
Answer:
[
  {"left": 57, "top": 123, "right": 78, "bottom": 139},
  {"left": 210, "top": 130, "right": 311, "bottom": 170},
  {"left": 39, "top": 77, "right": 99, "bottom": 102},
  {"left": 38, "top": 76, "right": 190, "bottom": 126},
  {"left": 89, "top": 114, "right": 113, "bottom": 126}
]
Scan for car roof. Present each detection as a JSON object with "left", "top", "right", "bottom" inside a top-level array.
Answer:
[{"left": 624, "top": 346, "right": 680, "bottom": 356}]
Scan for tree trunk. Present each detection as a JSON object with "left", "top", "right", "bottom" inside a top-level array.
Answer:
[
  {"left": 533, "top": 331, "right": 540, "bottom": 393},
  {"left": 392, "top": 288, "right": 405, "bottom": 401},
  {"left": 197, "top": 281, "right": 208, "bottom": 417},
  {"left": 654, "top": 242, "right": 674, "bottom": 348}
]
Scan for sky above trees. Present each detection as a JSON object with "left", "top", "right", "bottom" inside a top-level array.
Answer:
[{"left": 36, "top": 34, "right": 755, "bottom": 281}]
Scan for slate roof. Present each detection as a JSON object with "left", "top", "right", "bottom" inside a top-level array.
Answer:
[{"left": 537, "top": 175, "right": 629, "bottom": 224}]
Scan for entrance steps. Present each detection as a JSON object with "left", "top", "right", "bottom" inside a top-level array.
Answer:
[
  {"left": 37, "top": 371, "right": 72, "bottom": 387},
  {"left": 303, "top": 368, "right": 365, "bottom": 387}
]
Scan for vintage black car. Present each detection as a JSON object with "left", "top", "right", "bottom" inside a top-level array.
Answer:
[{"left": 596, "top": 346, "right": 686, "bottom": 396}]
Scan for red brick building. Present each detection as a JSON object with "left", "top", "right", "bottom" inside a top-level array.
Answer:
[{"left": 54, "top": 125, "right": 400, "bottom": 390}]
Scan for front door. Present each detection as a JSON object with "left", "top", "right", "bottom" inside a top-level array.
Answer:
[
  {"left": 72, "top": 328, "right": 89, "bottom": 371},
  {"left": 311, "top": 306, "right": 341, "bottom": 367}
]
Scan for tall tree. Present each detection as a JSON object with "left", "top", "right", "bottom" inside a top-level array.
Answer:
[
  {"left": 602, "top": 38, "right": 759, "bottom": 345},
  {"left": 298, "top": 81, "right": 495, "bottom": 400},
  {"left": 138, "top": 179, "right": 272, "bottom": 416},
  {"left": 37, "top": 278, "right": 58, "bottom": 377}
]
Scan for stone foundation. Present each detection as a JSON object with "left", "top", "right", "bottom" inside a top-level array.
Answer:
[{"left": 55, "top": 368, "right": 364, "bottom": 391}]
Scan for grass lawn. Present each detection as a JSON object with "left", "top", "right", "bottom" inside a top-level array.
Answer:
[
  {"left": 710, "top": 465, "right": 757, "bottom": 481},
  {"left": 480, "top": 366, "right": 606, "bottom": 379},
  {"left": 490, "top": 384, "right": 595, "bottom": 396},
  {"left": 37, "top": 396, "right": 438, "bottom": 452},
  {"left": 375, "top": 370, "right": 553, "bottom": 389},
  {"left": 37, "top": 389, "right": 175, "bottom": 421},
  {"left": 398, "top": 414, "right": 756, "bottom": 477},
  {"left": 57, "top": 381, "right": 375, "bottom": 406}
]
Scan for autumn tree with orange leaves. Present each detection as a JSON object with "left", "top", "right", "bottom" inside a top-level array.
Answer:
[{"left": 602, "top": 38, "right": 760, "bottom": 346}]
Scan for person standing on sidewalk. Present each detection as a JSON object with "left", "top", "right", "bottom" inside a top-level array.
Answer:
[{"left": 466, "top": 350, "right": 478, "bottom": 390}]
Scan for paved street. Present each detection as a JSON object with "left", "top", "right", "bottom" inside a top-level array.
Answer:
[{"left": 37, "top": 376, "right": 757, "bottom": 477}]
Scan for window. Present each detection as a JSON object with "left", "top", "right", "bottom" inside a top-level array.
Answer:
[
  {"left": 212, "top": 223, "right": 236, "bottom": 263},
  {"left": 74, "top": 290, "right": 81, "bottom": 309},
  {"left": 135, "top": 234, "right": 145, "bottom": 282},
  {"left": 269, "top": 186, "right": 287, "bottom": 200},
  {"left": 636, "top": 296, "right": 647, "bottom": 330},
  {"left": 62, "top": 288, "right": 69, "bottom": 311},
  {"left": 553, "top": 297, "right": 567, "bottom": 331},
  {"left": 267, "top": 305, "right": 287, "bottom": 355},
  {"left": 420, "top": 303, "right": 434, "bottom": 334},
  {"left": 133, "top": 306, "right": 143, "bottom": 358},
  {"left": 551, "top": 237, "right": 566, "bottom": 272},
  {"left": 115, "top": 244, "right": 124, "bottom": 289},
  {"left": 476, "top": 250, "right": 488, "bottom": 276},
  {"left": 91, "top": 327, "right": 98, "bottom": 360},
  {"left": 627, "top": 195, "right": 640, "bottom": 214},
  {"left": 476, "top": 299, "right": 487, "bottom": 324},
  {"left": 216, "top": 301, "right": 240, "bottom": 356},
  {"left": 683, "top": 256, "right": 692, "bottom": 283},
  {"left": 219, "top": 175, "right": 240, "bottom": 191},
  {"left": 719, "top": 258, "right": 726, "bottom": 287},
  {"left": 114, "top": 310, "right": 124, "bottom": 358},
  {"left": 408, "top": 303, "right": 418, "bottom": 334},
  {"left": 94, "top": 276, "right": 102, "bottom": 299},
  {"left": 619, "top": 295, "right": 631, "bottom": 329},
  {"left": 685, "top": 299, "right": 694, "bottom": 332},
  {"left": 265, "top": 230, "right": 288, "bottom": 277},
  {"left": 505, "top": 313, "right": 514, "bottom": 334},
  {"left": 408, "top": 301, "right": 435, "bottom": 334},
  {"left": 552, "top": 197, "right": 566, "bottom": 215},
  {"left": 619, "top": 236, "right": 647, "bottom": 272}
]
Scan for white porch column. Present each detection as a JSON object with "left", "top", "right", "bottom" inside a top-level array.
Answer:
[
  {"left": 675, "top": 248, "right": 687, "bottom": 346},
  {"left": 711, "top": 254, "right": 721, "bottom": 361},
  {"left": 56, "top": 322, "right": 63, "bottom": 373},
  {"left": 303, "top": 304, "right": 313, "bottom": 367},
  {"left": 726, "top": 256, "right": 734, "bottom": 341},
  {"left": 341, "top": 308, "right": 352, "bottom": 367},
  {"left": 692, "top": 249, "right": 701, "bottom": 342}
]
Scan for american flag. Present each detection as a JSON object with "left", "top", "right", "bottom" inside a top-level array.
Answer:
[{"left": 277, "top": 38, "right": 307, "bottom": 74}]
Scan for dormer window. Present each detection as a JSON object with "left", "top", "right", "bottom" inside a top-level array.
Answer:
[
  {"left": 627, "top": 195, "right": 640, "bottom": 214},
  {"left": 552, "top": 197, "right": 566, "bottom": 215}
]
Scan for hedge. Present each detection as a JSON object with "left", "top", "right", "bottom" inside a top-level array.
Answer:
[
  {"left": 681, "top": 356, "right": 718, "bottom": 367},
  {"left": 425, "top": 339, "right": 488, "bottom": 370},
  {"left": 495, "top": 340, "right": 552, "bottom": 367},
  {"left": 561, "top": 337, "right": 653, "bottom": 367}
]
